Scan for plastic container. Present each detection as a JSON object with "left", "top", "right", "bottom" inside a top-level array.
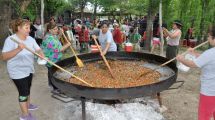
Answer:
[
  {"left": 182, "top": 39, "right": 188, "bottom": 47},
  {"left": 124, "top": 42, "right": 133, "bottom": 52},
  {"left": 189, "top": 39, "right": 197, "bottom": 48},
  {"left": 37, "top": 58, "right": 47, "bottom": 65},
  {"left": 177, "top": 62, "right": 190, "bottom": 72},
  {"left": 90, "top": 45, "right": 99, "bottom": 53},
  {"left": 177, "top": 54, "right": 196, "bottom": 72}
]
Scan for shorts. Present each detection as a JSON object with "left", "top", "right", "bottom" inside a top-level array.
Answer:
[
  {"left": 198, "top": 93, "right": 215, "bottom": 120},
  {"left": 152, "top": 37, "right": 160, "bottom": 45},
  {"left": 12, "top": 73, "right": 33, "bottom": 97}
]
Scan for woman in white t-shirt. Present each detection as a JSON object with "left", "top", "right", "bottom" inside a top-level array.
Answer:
[
  {"left": 176, "top": 25, "right": 215, "bottom": 120},
  {"left": 92, "top": 22, "right": 117, "bottom": 55},
  {"left": 2, "top": 18, "right": 44, "bottom": 120}
]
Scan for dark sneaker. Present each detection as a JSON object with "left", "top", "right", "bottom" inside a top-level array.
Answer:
[{"left": 28, "top": 104, "right": 38, "bottom": 111}]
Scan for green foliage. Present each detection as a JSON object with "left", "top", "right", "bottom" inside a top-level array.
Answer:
[
  {"left": 11, "top": 0, "right": 23, "bottom": 17},
  {"left": 162, "top": 0, "right": 215, "bottom": 41},
  {"left": 69, "top": 0, "right": 90, "bottom": 10},
  {"left": 22, "top": 0, "right": 40, "bottom": 21},
  {"left": 44, "top": 0, "right": 68, "bottom": 17},
  {"left": 8, "top": 0, "right": 215, "bottom": 39},
  {"left": 18, "top": 0, "right": 69, "bottom": 21}
]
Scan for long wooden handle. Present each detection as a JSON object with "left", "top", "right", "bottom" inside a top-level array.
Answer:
[
  {"left": 160, "top": 40, "right": 208, "bottom": 67},
  {"left": 10, "top": 37, "right": 93, "bottom": 87},
  {"left": 137, "top": 40, "right": 208, "bottom": 79},
  {"left": 61, "top": 30, "right": 78, "bottom": 58},
  {"left": 92, "top": 38, "right": 115, "bottom": 78}
]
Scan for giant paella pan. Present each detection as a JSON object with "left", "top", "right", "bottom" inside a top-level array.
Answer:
[{"left": 50, "top": 51, "right": 178, "bottom": 100}]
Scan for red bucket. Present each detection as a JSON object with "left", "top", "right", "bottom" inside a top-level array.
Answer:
[
  {"left": 90, "top": 45, "right": 99, "bottom": 53},
  {"left": 124, "top": 43, "right": 133, "bottom": 52},
  {"left": 189, "top": 39, "right": 196, "bottom": 48},
  {"left": 182, "top": 39, "right": 188, "bottom": 47}
]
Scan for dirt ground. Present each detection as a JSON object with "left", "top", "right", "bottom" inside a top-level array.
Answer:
[{"left": 0, "top": 52, "right": 201, "bottom": 120}]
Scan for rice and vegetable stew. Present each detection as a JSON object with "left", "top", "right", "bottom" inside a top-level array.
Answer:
[{"left": 54, "top": 60, "right": 160, "bottom": 88}]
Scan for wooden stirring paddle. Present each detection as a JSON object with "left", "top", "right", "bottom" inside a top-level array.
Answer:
[
  {"left": 137, "top": 40, "right": 209, "bottom": 80},
  {"left": 61, "top": 29, "right": 84, "bottom": 67},
  {"left": 10, "top": 37, "right": 93, "bottom": 87},
  {"left": 92, "top": 37, "right": 115, "bottom": 79}
]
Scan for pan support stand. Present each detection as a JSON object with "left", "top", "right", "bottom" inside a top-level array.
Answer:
[
  {"left": 157, "top": 92, "right": 167, "bottom": 112},
  {"left": 157, "top": 93, "right": 162, "bottom": 107},
  {"left": 81, "top": 97, "right": 86, "bottom": 120}
]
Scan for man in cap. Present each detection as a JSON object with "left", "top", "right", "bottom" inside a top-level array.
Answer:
[{"left": 163, "top": 20, "right": 182, "bottom": 62}]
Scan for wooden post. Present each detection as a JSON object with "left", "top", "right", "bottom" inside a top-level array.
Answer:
[{"left": 159, "top": 0, "right": 164, "bottom": 56}]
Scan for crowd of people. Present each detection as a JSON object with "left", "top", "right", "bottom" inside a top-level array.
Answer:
[
  {"left": 7, "top": 15, "right": 170, "bottom": 54},
  {"left": 1, "top": 14, "right": 215, "bottom": 120}
]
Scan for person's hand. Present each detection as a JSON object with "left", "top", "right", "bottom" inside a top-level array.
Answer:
[
  {"left": 36, "top": 49, "right": 45, "bottom": 59},
  {"left": 67, "top": 42, "right": 71, "bottom": 46},
  {"left": 59, "top": 28, "right": 64, "bottom": 33},
  {"left": 176, "top": 54, "right": 184, "bottom": 61},
  {"left": 40, "top": 51, "right": 45, "bottom": 58},
  {"left": 101, "top": 51, "right": 107, "bottom": 56},
  {"left": 187, "top": 47, "right": 195, "bottom": 54},
  {"left": 17, "top": 43, "right": 25, "bottom": 51},
  {"left": 92, "top": 35, "right": 97, "bottom": 40},
  {"left": 65, "top": 41, "right": 71, "bottom": 48},
  {"left": 162, "top": 27, "right": 167, "bottom": 32},
  {"left": 163, "top": 27, "right": 169, "bottom": 34}
]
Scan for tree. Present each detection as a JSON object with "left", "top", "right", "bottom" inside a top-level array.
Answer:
[
  {"left": 44, "top": 0, "right": 68, "bottom": 20},
  {"left": 162, "top": 0, "right": 215, "bottom": 43},
  {"left": 0, "top": 0, "right": 31, "bottom": 48},
  {"left": 159, "top": 0, "right": 164, "bottom": 55},
  {"left": 199, "top": 0, "right": 209, "bottom": 42},
  {"left": 92, "top": 0, "right": 99, "bottom": 19},
  {"left": 90, "top": 0, "right": 114, "bottom": 19},
  {"left": 69, "top": 0, "right": 90, "bottom": 19},
  {"left": 0, "top": 0, "right": 11, "bottom": 48},
  {"left": 145, "top": 0, "right": 159, "bottom": 51}
]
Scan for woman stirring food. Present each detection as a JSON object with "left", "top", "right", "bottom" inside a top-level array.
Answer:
[
  {"left": 2, "top": 18, "right": 44, "bottom": 120},
  {"left": 92, "top": 22, "right": 117, "bottom": 55},
  {"left": 176, "top": 24, "right": 215, "bottom": 120},
  {"left": 41, "top": 22, "right": 71, "bottom": 94}
]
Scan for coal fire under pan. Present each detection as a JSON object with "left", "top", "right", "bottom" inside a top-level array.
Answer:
[{"left": 50, "top": 51, "right": 179, "bottom": 120}]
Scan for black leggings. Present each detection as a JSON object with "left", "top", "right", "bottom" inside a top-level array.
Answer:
[{"left": 12, "top": 73, "right": 33, "bottom": 102}]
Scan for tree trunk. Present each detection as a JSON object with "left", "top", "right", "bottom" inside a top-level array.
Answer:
[
  {"left": 0, "top": 0, "right": 31, "bottom": 49},
  {"left": 16, "top": 0, "right": 32, "bottom": 14},
  {"left": 36, "top": 0, "right": 41, "bottom": 17},
  {"left": 80, "top": 0, "right": 86, "bottom": 20},
  {"left": 41, "top": 0, "right": 44, "bottom": 35},
  {"left": 144, "top": 1, "right": 154, "bottom": 51},
  {"left": 0, "top": 0, "right": 12, "bottom": 49},
  {"left": 199, "top": 0, "right": 207, "bottom": 42},
  {"left": 159, "top": 0, "right": 164, "bottom": 56},
  {"left": 93, "top": 1, "right": 98, "bottom": 20},
  {"left": 81, "top": 6, "right": 84, "bottom": 20}
]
